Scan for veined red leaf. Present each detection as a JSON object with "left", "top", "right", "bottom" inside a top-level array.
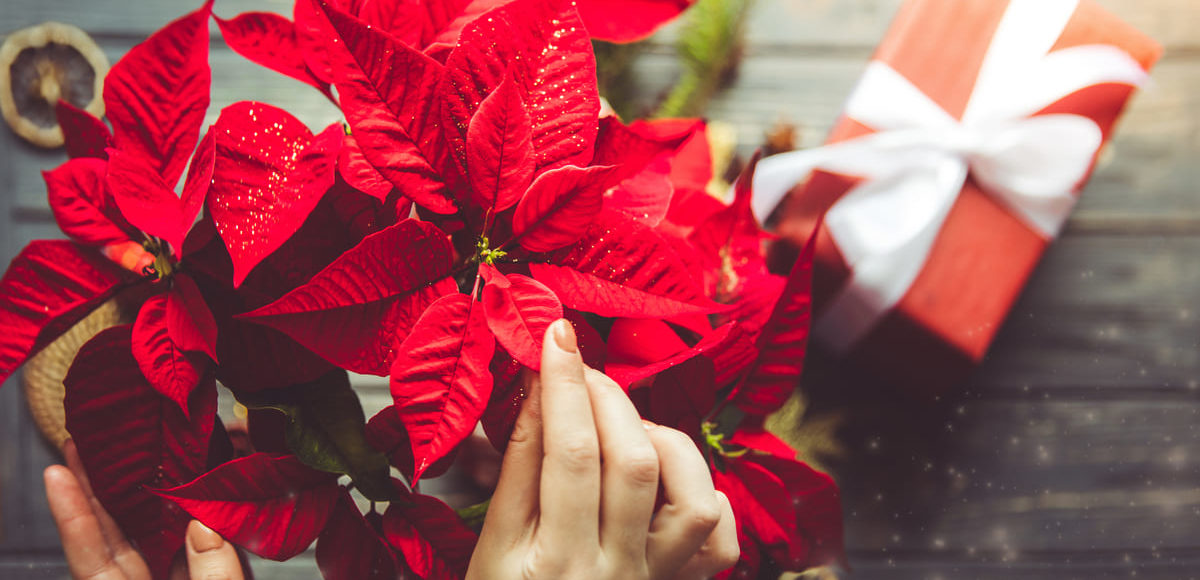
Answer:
[
  {"left": 732, "top": 230, "right": 815, "bottom": 416},
  {"left": 441, "top": 0, "right": 599, "bottom": 173},
  {"left": 104, "top": 0, "right": 212, "bottom": 187},
  {"left": 604, "top": 155, "right": 673, "bottom": 227},
  {"left": 215, "top": 11, "right": 333, "bottom": 98},
  {"left": 530, "top": 263, "right": 718, "bottom": 320},
  {"left": 390, "top": 293, "right": 494, "bottom": 481},
  {"left": 64, "top": 325, "right": 216, "bottom": 579},
  {"left": 107, "top": 147, "right": 191, "bottom": 257},
  {"left": 241, "top": 219, "right": 457, "bottom": 376},
  {"left": 422, "top": 0, "right": 515, "bottom": 55},
  {"left": 210, "top": 102, "right": 342, "bottom": 287},
  {"left": 382, "top": 493, "right": 478, "bottom": 579},
  {"left": 646, "top": 119, "right": 713, "bottom": 202},
  {"left": 132, "top": 292, "right": 204, "bottom": 416},
  {"left": 480, "top": 264, "right": 562, "bottom": 369},
  {"left": 466, "top": 72, "right": 534, "bottom": 212},
  {"left": 338, "top": 133, "right": 394, "bottom": 202},
  {"left": 365, "top": 405, "right": 416, "bottom": 479},
  {"left": 292, "top": 0, "right": 341, "bottom": 85},
  {"left": 511, "top": 164, "right": 618, "bottom": 252},
  {"left": 55, "top": 100, "right": 112, "bottom": 159},
  {"left": 528, "top": 210, "right": 722, "bottom": 317},
  {"left": 608, "top": 322, "right": 734, "bottom": 388},
  {"left": 317, "top": 489, "right": 402, "bottom": 580},
  {"left": 167, "top": 273, "right": 219, "bottom": 362},
  {"left": 606, "top": 318, "right": 687, "bottom": 374},
  {"left": 575, "top": 0, "right": 693, "bottom": 43},
  {"left": 44, "top": 158, "right": 130, "bottom": 246},
  {"left": 355, "top": 0, "right": 424, "bottom": 46},
  {"left": 0, "top": 241, "right": 135, "bottom": 385},
  {"left": 592, "top": 116, "right": 695, "bottom": 185},
  {"left": 183, "top": 128, "right": 216, "bottom": 219},
  {"left": 154, "top": 453, "right": 340, "bottom": 561},
  {"left": 316, "top": 1, "right": 455, "bottom": 214}
]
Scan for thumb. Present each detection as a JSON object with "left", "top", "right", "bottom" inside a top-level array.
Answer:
[{"left": 185, "top": 520, "right": 244, "bottom": 580}]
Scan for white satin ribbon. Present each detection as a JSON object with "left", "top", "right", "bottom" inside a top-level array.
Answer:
[{"left": 750, "top": 0, "right": 1149, "bottom": 353}]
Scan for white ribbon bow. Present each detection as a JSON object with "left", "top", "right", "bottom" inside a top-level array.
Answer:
[{"left": 750, "top": 0, "right": 1149, "bottom": 353}]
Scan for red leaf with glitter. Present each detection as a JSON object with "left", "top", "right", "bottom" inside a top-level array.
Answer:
[
  {"left": 480, "top": 264, "right": 562, "bottom": 369},
  {"left": 317, "top": 489, "right": 402, "bottom": 580},
  {"left": 0, "top": 241, "right": 135, "bottom": 385},
  {"left": 338, "top": 134, "right": 394, "bottom": 202},
  {"left": 591, "top": 116, "right": 696, "bottom": 183},
  {"left": 64, "top": 325, "right": 216, "bottom": 579},
  {"left": 466, "top": 72, "right": 534, "bottom": 212},
  {"left": 604, "top": 155, "right": 674, "bottom": 227},
  {"left": 530, "top": 263, "right": 720, "bottom": 319},
  {"left": 419, "top": 0, "right": 515, "bottom": 56},
  {"left": 215, "top": 11, "right": 333, "bottom": 98},
  {"left": 511, "top": 164, "right": 619, "bottom": 252},
  {"left": 382, "top": 492, "right": 478, "bottom": 580},
  {"left": 441, "top": 0, "right": 599, "bottom": 174},
  {"left": 154, "top": 453, "right": 340, "bottom": 561},
  {"left": 209, "top": 102, "right": 342, "bottom": 287},
  {"left": 529, "top": 210, "right": 723, "bottom": 317},
  {"left": 44, "top": 158, "right": 130, "bottom": 246},
  {"left": 132, "top": 293, "right": 205, "bottom": 416},
  {"left": 316, "top": 1, "right": 455, "bottom": 213},
  {"left": 575, "top": 0, "right": 694, "bottom": 43},
  {"left": 55, "top": 100, "right": 111, "bottom": 159},
  {"left": 104, "top": 0, "right": 211, "bottom": 187},
  {"left": 390, "top": 293, "right": 494, "bottom": 481},
  {"left": 241, "top": 220, "right": 457, "bottom": 376},
  {"left": 732, "top": 231, "right": 815, "bottom": 416}
]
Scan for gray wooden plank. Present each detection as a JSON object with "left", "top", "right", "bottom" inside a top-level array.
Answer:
[
  {"left": 972, "top": 235, "right": 1200, "bottom": 391},
  {"left": 845, "top": 553, "right": 1200, "bottom": 580},
  {"left": 820, "top": 396, "right": 1200, "bottom": 556}
]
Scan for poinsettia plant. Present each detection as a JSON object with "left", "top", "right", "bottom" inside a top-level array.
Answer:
[{"left": 0, "top": 0, "right": 844, "bottom": 578}]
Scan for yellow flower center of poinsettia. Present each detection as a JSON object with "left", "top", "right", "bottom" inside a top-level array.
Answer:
[
  {"left": 701, "top": 421, "right": 748, "bottom": 458},
  {"left": 476, "top": 236, "right": 507, "bottom": 266}
]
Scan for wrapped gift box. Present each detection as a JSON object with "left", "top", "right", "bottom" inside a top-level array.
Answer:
[{"left": 759, "top": 0, "right": 1162, "bottom": 396}]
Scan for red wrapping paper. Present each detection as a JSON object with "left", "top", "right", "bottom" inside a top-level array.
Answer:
[{"left": 770, "top": 0, "right": 1162, "bottom": 396}]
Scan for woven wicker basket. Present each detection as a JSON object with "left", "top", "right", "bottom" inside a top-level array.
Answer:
[{"left": 20, "top": 298, "right": 129, "bottom": 451}]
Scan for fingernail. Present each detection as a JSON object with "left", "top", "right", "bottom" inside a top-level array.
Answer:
[
  {"left": 551, "top": 319, "right": 577, "bottom": 353},
  {"left": 188, "top": 521, "right": 225, "bottom": 553},
  {"left": 641, "top": 419, "right": 657, "bottom": 430}
]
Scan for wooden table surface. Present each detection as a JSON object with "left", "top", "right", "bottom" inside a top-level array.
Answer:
[{"left": 0, "top": 1, "right": 1196, "bottom": 578}]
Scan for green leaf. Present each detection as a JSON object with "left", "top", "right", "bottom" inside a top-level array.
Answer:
[
  {"left": 236, "top": 371, "right": 397, "bottom": 501},
  {"left": 654, "top": 0, "right": 752, "bottom": 119}
]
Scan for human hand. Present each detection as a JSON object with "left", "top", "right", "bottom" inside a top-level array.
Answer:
[
  {"left": 466, "top": 319, "right": 739, "bottom": 580},
  {"left": 44, "top": 439, "right": 245, "bottom": 580}
]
